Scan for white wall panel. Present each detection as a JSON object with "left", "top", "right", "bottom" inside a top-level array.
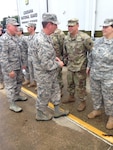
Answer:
[
  {"left": 16, "top": 0, "right": 47, "bottom": 32},
  {"left": 16, "top": 0, "right": 113, "bottom": 34}
]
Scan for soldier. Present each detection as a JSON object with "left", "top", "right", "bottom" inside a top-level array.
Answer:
[
  {"left": 24, "top": 23, "right": 37, "bottom": 88},
  {"left": 63, "top": 18, "right": 93, "bottom": 112},
  {"left": 1, "top": 18, "right": 28, "bottom": 112},
  {"left": 87, "top": 19, "right": 113, "bottom": 130},
  {"left": 0, "top": 23, "right": 4, "bottom": 90},
  {"left": 51, "top": 28, "right": 65, "bottom": 96},
  {"left": 32, "top": 13, "right": 69, "bottom": 121},
  {"left": 16, "top": 27, "right": 29, "bottom": 85}
]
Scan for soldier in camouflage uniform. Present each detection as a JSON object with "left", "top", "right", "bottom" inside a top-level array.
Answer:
[
  {"left": 16, "top": 27, "right": 30, "bottom": 85},
  {"left": 24, "top": 23, "right": 37, "bottom": 89},
  {"left": 63, "top": 18, "right": 93, "bottom": 112},
  {"left": 0, "top": 23, "right": 4, "bottom": 90},
  {"left": 51, "top": 28, "right": 65, "bottom": 96},
  {"left": 32, "top": 13, "right": 69, "bottom": 121},
  {"left": 87, "top": 19, "right": 113, "bottom": 130},
  {"left": 1, "top": 18, "right": 28, "bottom": 113}
]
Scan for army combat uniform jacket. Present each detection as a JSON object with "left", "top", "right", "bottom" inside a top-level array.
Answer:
[
  {"left": 63, "top": 31, "right": 93, "bottom": 72},
  {"left": 1, "top": 32, "right": 27, "bottom": 73}
]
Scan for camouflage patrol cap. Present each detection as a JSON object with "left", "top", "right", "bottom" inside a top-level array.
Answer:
[
  {"left": 101, "top": 19, "right": 113, "bottom": 27},
  {"left": 26, "top": 22, "right": 36, "bottom": 27},
  {"left": 68, "top": 18, "right": 79, "bottom": 26},
  {"left": 6, "top": 18, "right": 19, "bottom": 26},
  {"left": 18, "top": 27, "right": 23, "bottom": 32},
  {"left": 42, "top": 13, "right": 59, "bottom": 25}
]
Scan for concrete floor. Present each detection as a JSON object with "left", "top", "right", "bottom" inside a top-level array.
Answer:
[
  {"left": 0, "top": 67, "right": 113, "bottom": 150},
  {"left": 61, "top": 67, "right": 112, "bottom": 134}
]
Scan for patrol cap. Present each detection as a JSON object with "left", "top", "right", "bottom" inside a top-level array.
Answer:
[
  {"left": 68, "top": 18, "right": 79, "bottom": 26},
  {"left": 18, "top": 27, "right": 23, "bottom": 32},
  {"left": 6, "top": 18, "right": 19, "bottom": 26},
  {"left": 42, "top": 13, "right": 59, "bottom": 25},
  {"left": 26, "top": 22, "right": 36, "bottom": 27},
  {"left": 101, "top": 19, "right": 113, "bottom": 27}
]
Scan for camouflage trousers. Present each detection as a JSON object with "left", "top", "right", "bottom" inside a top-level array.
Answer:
[
  {"left": 28, "top": 56, "right": 35, "bottom": 82},
  {"left": 23, "top": 66, "right": 30, "bottom": 81},
  {"left": 67, "top": 69, "right": 87, "bottom": 101},
  {"left": 3, "top": 70, "right": 23, "bottom": 102},
  {"left": 36, "top": 72, "right": 61, "bottom": 111},
  {"left": 90, "top": 77, "right": 113, "bottom": 116},
  {"left": 0, "top": 63, "right": 3, "bottom": 83},
  {"left": 57, "top": 67, "right": 64, "bottom": 90}
]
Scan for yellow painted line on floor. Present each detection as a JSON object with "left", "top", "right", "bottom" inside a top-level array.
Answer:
[
  {"left": 21, "top": 87, "right": 113, "bottom": 145},
  {"left": 68, "top": 114, "right": 113, "bottom": 145},
  {"left": 21, "top": 87, "right": 37, "bottom": 99}
]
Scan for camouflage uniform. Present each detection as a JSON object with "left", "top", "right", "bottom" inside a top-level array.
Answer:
[
  {"left": 88, "top": 37, "right": 113, "bottom": 116},
  {"left": 32, "top": 30, "right": 61, "bottom": 112},
  {"left": 64, "top": 31, "right": 93, "bottom": 101},
  {"left": 27, "top": 33, "right": 38, "bottom": 83},
  {"left": 18, "top": 34, "right": 29, "bottom": 81},
  {"left": 0, "top": 35, "right": 3, "bottom": 84},
  {"left": 0, "top": 25, "right": 4, "bottom": 87},
  {"left": 51, "top": 28, "right": 65, "bottom": 90},
  {"left": 1, "top": 32, "right": 27, "bottom": 103}
]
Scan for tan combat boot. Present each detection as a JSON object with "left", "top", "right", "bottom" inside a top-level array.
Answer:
[
  {"left": 62, "top": 95, "right": 75, "bottom": 104},
  {"left": 22, "top": 79, "right": 30, "bottom": 85},
  {"left": 28, "top": 81, "right": 36, "bottom": 87},
  {"left": 87, "top": 110, "right": 102, "bottom": 119},
  {"left": 0, "top": 83, "right": 4, "bottom": 90},
  {"left": 35, "top": 87, "right": 37, "bottom": 91},
  {"left": 77, "top": 101, "right": 86, "bottom": 112},
  {"left": 106, "top": 116, "right": 113, "bottom": 130}
]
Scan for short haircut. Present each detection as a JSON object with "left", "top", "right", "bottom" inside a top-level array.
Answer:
[{"left": 42, "top": 21, "right": 49, "bottom": 28}]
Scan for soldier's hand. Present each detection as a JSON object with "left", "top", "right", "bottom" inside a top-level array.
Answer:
[
  {"left": 59, "top": 61, "right": 64, "bottom": 67},
  {"left": 56, "top": 57, "right": 64, "bottom": 67},
  {"left": 55, "top": 57, "right": 61, "bottom": 61},
  {"left": 22, "top": 66, "right": 26, "bottom": 69},
  {"left": 86, "top": 67, "right": 90, "bottom": 76},
  {"left": 9, "top": 71, "right": 16, "bottom": 78}
]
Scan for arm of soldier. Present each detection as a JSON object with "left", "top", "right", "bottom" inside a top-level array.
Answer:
[
  {"left": 56, "top": 57, "right": 64, "bottom": 67},
  {"left": 39, "top": 47, "right": 59, "bottom": 71},
  {"left": 86, "top": 67, "right": 90, "bottom": 76},
  {"left": 34, "top": 35, "right": 62, "bottom": 70},
  {"left": 84, "top": 37, "right": 94, "bottom": 51},
  {"left": 59, "top": 31, "right": 65, "bottom": 57},
  {"left": 9, "top": 71, "right": 16, "bottom": 78},
  {"left": 32, "top": 38, "right": 59, "bottom": 71},
  {"left": 63, "top": 43, "right": 68, "bottom": 66},
  {"left": 86, "top": 50, "right": 93, "bottom": 76},
  {"left": 84, "top": 37, "right": 93, "bottom": 75},
  {"left": 1, "top": 40, "right": 15, "bottom": 76},
  {"left": 20, "top": 40, "right": 27, "bottom": 69}
]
